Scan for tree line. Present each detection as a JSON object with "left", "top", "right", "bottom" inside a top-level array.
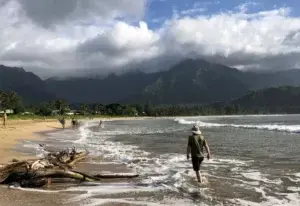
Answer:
[
  {"left": 1, "top": 90, "right": 300, "bottom": 116},
  {"left": 0, "top": 90, "right": 23, "bottom": 113}
]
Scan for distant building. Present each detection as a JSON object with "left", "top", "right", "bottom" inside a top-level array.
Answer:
[
  {"left": 51, "top": 110, "right": 60, "bottom": 115},
  {"left": 0, "top": 109, "right": 14, "bottom": 114},
  {"left": 65, "top": 110, "right": 75, "bottom": 115},
  {"left": 21, "top": 112, "right": 34, "bottom": 115}
]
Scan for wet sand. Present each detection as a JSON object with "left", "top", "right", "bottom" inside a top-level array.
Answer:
[
  {"left": 0, "top": 119, "right": 78, "bottom": 206},
  {"left": 0, "top": 117, "right": 146, "bottom": 206},
  {"left": 0, "top": 117, "right": 148, "bottom": 163},
  {"left": 0, "top": 119, "right": 65, "bottom": 163},
  {"left": 0, "top": 186, "right": 75, "bottom": 206}
]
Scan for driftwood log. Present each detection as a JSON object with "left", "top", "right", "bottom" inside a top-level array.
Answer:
[{"left": 0, "top": 146, "right": 138, "bottom": 188}]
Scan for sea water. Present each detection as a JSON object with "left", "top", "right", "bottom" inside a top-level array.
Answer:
[{"left": 22, "top": 115, "right": 300, "bottom": 205}]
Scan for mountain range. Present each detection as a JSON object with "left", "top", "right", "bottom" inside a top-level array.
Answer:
[
  {"left": 0, "top": 65, "right": 56, "bottom": 104},
  {"left": 1, "top": 59, "right": 300, "bottom": 105}
]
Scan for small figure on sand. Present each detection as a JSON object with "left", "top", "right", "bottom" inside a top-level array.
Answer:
[
  {"left": 187, "top": 125, "right": 211, "bottom": 183},
  {"left": 58, "top": 117, "right": 66, "bottom": 129},
  {"left": 3, "top": 111, "right": 7, "bottom": 127},
  {"left": 71, "top": 117, "right": 76, "bottom": 128},
  {"left": 99, "top": 120, "right": 104, "bottom": 128},
  {"left": 71, "top": 117, "right": 79, "bottom": 128}
]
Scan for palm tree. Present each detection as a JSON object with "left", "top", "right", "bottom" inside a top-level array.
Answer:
[
  {"left": 80, "top": 103, "right": 88, "bottom": 115},
  {"left": 54, "top": 99, "right": 69, "bottom": 115},
  {"left": 0, "top": 91, "right": 20, "bottom": 110}
]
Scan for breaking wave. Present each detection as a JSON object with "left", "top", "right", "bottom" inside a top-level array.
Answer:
[{"left": 174, "top": 118, "right": 300, "bottom": 133}]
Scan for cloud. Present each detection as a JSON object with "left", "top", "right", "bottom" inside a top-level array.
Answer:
[
  {"left": 235, "top": 2, "right": 260, "bottom": 13},
  {"left": 0, "top": 1, "right": 300, "bottom": 78},
  {"left": 76, "top": 21, "right": 161, "bottom": 71},
  {"left": 162, "top": 7, "right": 300, "bottom": 64},
  {"left": 180, "top": 2, "right": 208, "bottom": 16},
  {"left": 16, "top": 0, "right": 147, "bottom": 27}
]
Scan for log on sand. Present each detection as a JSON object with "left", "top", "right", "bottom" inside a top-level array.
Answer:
[{"left": 0, "top": 146, "right": 139, "bottom": 188}]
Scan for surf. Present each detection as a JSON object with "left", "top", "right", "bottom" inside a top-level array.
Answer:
[{"left": 174, "top": 118, "right": 300, "bottom": 133}]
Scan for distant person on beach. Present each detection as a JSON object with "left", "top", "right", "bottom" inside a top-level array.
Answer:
[
  {"left": 71, "top": 117, "right": 79, "bottom": 128},
  {"left": 3, "top": 111, "right": 7, "bottom": 127},
  {"left": 71, "top": 118, "right": 76, "bottom": 128},
  {"left": 187, "top": 125, "right": 211, "bottom": 183},
  {"left": 99, "top": 120, "right": 104, "bottom": 128},
  {"left": 59, "top": 117, "right": 66, "bottom": 129}
]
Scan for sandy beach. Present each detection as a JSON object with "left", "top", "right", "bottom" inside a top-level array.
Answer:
[
  {"left": 0, "top": 117, "right": 147, "bottom": 206},
  {"left": 0, "top": 116, "right": 148, "bottom": 165},
  {"left": 0, "top": 119, "right": 79, "bottom": 206},
  {"left": 0, "top": 119, "right": 64, "bottom": 163}
]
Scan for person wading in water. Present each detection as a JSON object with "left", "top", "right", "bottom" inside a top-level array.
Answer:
[{"left": 187, "top": 125, "right": 211, "bottom": 183}]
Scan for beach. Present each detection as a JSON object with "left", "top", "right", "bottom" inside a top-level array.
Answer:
[
  {"left": 45, "top": 115, "right": 298, "bottom": 205},
  {"left": 0, "top": 119, "right": 63, "bottom": 163},
  {"left": 0, "top": 117, "right": 146, "bottom": 163},
  {"left": 0, "top": 117, "right": 151, "bottom": 206},
  {"left": 0, "top": 119, "right": 75, "bottom": 206},
  {"left": 0, "top": 115, "right": 299, "bottom": 205}
]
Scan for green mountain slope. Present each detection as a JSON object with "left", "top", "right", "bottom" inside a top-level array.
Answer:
[
  {"left": 232, "top": 86, "right": 300, "bottom": 107},
  {"left": 45, "top": 71, "right": 161, "bottom": 104},
  {"left": 2, "top": 59, "right": 300, "bottom": 105},
  {"left": 124, "top": 59, "right": 249, "bottom": 104},
  {"left": 0, "top": 65, "right": 56, "bottom": 104}
]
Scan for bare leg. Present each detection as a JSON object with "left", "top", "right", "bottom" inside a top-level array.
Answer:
[
  {"left": 199, "top": 170, "right": 203, "bottom": 182},
  {"left": 195, "top": 171, "right": 203, "bottom": 183}
]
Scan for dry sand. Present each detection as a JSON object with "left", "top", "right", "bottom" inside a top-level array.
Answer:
[
  {"left": 0, "top": 119, "right": 78, "bottom": 206},
  {"left": 0, "top": 117, "right": 144, "bottom": 206},
  {"left": 0, "top": 119, "right": 65, "bottom": 163},
  {"left": 0, "top": 116, "right": 147, "bottom": 164}
]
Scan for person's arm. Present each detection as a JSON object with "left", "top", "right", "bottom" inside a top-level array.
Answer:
[
  {"left": 187, "top": 137, "right": 191, "bottom": 160},
  {"left": 204, "top": 140, "right": 211, "bottom": 159}
]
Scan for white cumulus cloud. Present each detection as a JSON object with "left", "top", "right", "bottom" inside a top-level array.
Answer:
[{"left": 0, "top": 0, "right": 299, "bottom": 78}]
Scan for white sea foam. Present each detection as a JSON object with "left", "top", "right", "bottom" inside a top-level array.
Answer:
[
  {"left": 72, "top": 123, "right": 291, "bottom": 205},
  {"left": 174, "top": 118, "right": 300, "bottom": 133},
  {"left": 241, "top": 171, "right": 283, "bottom": 185},
  {"left": 294, "top": 173, "right": 300, "bottom": 177},
  {"left": 74, "top": 122, "right": 92, "bottom": 144},
  {"left": 287, "top": 177, "right": 300, "bottom": 183},
  {"left": 287, "top": 187, "right": 300, "bottom": 192},
  {"left": 66, "top": 183, "right": 166, "bottom": 205},
  {"left": 66, "top": 182, "right": 163, "bottom": 194},
  {"left": 76, "top": 197, "right": 199, "bottom": 206},
  {"left": 65, "top": 124, "right": 216, "bottom": 204},
  {"left": 6, "top": 185, "right": 63, "bottom": 193},
  {"left": 21, "top": 118, "right": 298, "bottom": 205},
  {"left": 232, "top": 192, "right": 300, "bottom": 206},
  {"left": 76, "top": 122, "right": 272, "bottom": 205},
  {"left": 99, "top": 127, "right": 183, "bottom": 136}
]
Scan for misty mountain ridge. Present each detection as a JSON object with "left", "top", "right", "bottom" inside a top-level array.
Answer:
[
  {"left": 0, "top": 65, "right": 56, "bottom": 104},
  {"left": 2, "top": 59, "right": 300, "bottom": 105},
  {"left": 231, "top": 85, "right": 300, "bottom": 110}
]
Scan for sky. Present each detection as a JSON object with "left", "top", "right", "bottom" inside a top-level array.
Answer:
[{"left": 0, "top": 0, "right": 300, "bottom": 78}]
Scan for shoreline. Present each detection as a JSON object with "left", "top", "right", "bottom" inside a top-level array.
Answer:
[
  {"left": 0, "top": 117, "right": 147, "bottom": 206},
  {"left": 0, "top": 116, "right": 151, "bottom": 164},
  {"left": 0, "top": 119, "right": 64, "bottom": 164},
  {"left": 0, "top": 119, "right": 78, "bottom": 206}
]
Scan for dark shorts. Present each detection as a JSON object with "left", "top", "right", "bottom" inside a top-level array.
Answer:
[{"left": 191, "top": 156, "right": 204, "bottom": 171}]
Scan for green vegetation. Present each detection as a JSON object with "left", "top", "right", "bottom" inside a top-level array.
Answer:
[
  {"left": 0, "top": 90, "right": 24, "bottom": 113},
  {"left": 3, "top": 59, "right": 300, "bottom": 106},
  {"left": 2, "top": 85, "right": 300, "bottom": 119}
]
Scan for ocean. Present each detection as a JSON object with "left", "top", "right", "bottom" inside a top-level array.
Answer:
[{"left": 21, "top": 115, "right": 300, "bottom": 206}]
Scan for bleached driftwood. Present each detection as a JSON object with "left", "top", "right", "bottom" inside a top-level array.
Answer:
[{"left": 0, "top": 146, "right": 139, "bottom": 188}]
